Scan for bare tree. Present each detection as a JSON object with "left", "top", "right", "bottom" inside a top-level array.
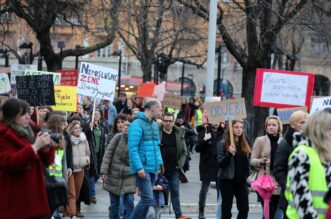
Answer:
[
  {"left": 0, "top": 0, "right": 121, "bottom": 71},
  {"left": 118, "top": 0, "right": 207, "bottom": 82}
]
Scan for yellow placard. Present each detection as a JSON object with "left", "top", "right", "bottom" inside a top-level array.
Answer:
[{"left": 52, "top": 86, "right": 78, "bottom": 112}]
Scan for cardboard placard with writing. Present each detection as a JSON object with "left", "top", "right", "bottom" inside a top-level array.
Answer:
[
  {"left": 52, "top": 86, "right": 78, "bottom": 112},
  {"left": 254, "top": 68, "right": 315, "bottom": 109},
  {"left": 205, "top": 98, "right": 247, "bottom": 123},
  {"left": 10, "top": 64, "right": 37, "bottom": 84},
  {"left": 0, "top": 73, "right": 11, "bottom": 94},
  {"left": 58, "top": 69, "right": 78, "bottom": 86},
  {"left": 23, "top": 70, "right": 61, "bottom": 85},
  {"left": 137, "top": 83, "right": 155, "bottom": 97},
  {"left": 162, "top": 93, "right": 183, "bottom": 109},
  {"left": 77, "top": 62, "right": 118, "bottom": 101},
  {"left": 16, "top": 75, "right": 55, "bottom": 106},
  {"left": 277, "top": 107, "right": 308, "bottom": 124},
  {"left": 310, "top": 96, "right": 331, "bottom": 114}
]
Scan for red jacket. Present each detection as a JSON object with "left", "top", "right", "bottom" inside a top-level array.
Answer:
[{"left": 0, "top": 122, "right": 55, "bottom": 219}]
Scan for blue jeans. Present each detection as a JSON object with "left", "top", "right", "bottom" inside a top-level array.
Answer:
[
  {"left": 89, "top": 176, "right": 96, "bottom": 198},
  {"left": 120, "top": 194, "right": 125, "bottom": 217},
  {"left": 164, "top": 170, "right": 182, "bottom": 217},
  {"left": 110, "top": 192, "right": 134, "bottom": 219},
  {"left": 130, "top": 173, "right": 155, "bottom": 219},
  {"left": 216, "top": 193, "right": 222, "bottom": 219}
]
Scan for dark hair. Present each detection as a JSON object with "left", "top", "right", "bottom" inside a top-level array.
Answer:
[
  {"left": 90, "top": 108, "right": 103, "bottom": 120},
  {"left": 163, "top": 112, "right": 174, "bottom": 120},
  {"left": 144, "top": 100, "right": 160, "bottom": 110},
  {"left": 112, "top": 113, "right": 128, "bottom": 134},
  {"left": 1, "top": 98, "right": 30, "bottom": 124},
  {"left": 69, "top": 114, "right": 83, "bottom": 124}
]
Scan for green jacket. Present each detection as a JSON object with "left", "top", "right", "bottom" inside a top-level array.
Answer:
[{"left": 159, "top": 125, "right": 187, "bottom": 170}]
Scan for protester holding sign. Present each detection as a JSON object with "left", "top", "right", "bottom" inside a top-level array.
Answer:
[
  {"left": 273, "top": 110, "right": 308, "bottom": 218},
  {"left": 0, "top": 98, "right": 55, "bottom": 219},
  {"left": 250, "top": 116, "right": 283, "bottom": 219},
  {"left": 217, "top": 120, "right": 251, "bottom": 219}
]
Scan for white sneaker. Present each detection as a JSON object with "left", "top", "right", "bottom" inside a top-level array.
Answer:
[{"left": 72, "top": 216, "right": 81, "bottom": 219}]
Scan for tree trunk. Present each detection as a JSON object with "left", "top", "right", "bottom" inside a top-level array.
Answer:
[
  {"left": 140, "top": 58, "right": 153, "bottom": 82},
  {"left": 242, "top": 68, "right": 268, "bottom": 141}
]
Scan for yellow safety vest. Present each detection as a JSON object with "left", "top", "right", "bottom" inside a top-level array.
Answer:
[
  {"left": 285, "top": 145, "right": 328, "bottom": 219},
  {"left": 195, "top": 109, "right": 202, "bottom": 127},
  {"left": 49, "top": 149, "right": 64, "bottom": 177}
]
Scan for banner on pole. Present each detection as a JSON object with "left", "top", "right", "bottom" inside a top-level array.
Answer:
[
  {"left": 58, "top": 69, "right": 78, "bottom": 86},
  {"left": 205, "top": 98, "right": 247, "bottom": 123},
  {"left": 52, "top": 86, "right": 78, "bottom": 112},
  {"left": 0, "top": 73, "right": 11, "bottom": 94},
  {"left": 16, "top": 75, "right": 55, "bottom": 106},
  {"left": 23, "top": 70, "right": 61, "bottom": 85},
  {"left": 254, "top": 68, "right": 315, "bottom": 108},
  {"left": 10, "top": 64, "right": 37, "bottom": 84},
  {"left": 162, "top": 93, "right": 183, "bottom": 109},
  {"left": 77, "top": 62, "right": 118, "bottom": 101},
  {"left": 277, "top": 107, "right": 308, "bottom": 124}
]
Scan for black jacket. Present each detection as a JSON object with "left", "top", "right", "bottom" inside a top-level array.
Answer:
[
  {"left": 195, "top": 125, "right": 224, "bottom": 181},
  {"left": 273, "top": 126, "right": 295, "bottom": 210},
  {"left": 217, "top": 140, "right": 249, "bottom": 180},
  {"left": 63, "top": 130, "right": 74, "bottom": 171}
]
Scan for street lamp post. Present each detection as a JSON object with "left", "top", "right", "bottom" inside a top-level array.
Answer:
[
  {"left": 111, "top": 51, "right": 122, "bottom": 97},
  {"left": 38, "top": 51, "right": 43, "bottom": 70},
  {"left": 0, "top": 49, "right": 9, "bottom": 67},
  {"left": 180, "top": 62, "right": 185, "bottom": 96},
  {"left": 216, "top": 45, "right": 222, "bottom": 97},
  {"left": 75, "top": 45, "right": 81, "bottom": 70},
  {"left": 57, "top": 41, "right": 66, "bottom": 70}
]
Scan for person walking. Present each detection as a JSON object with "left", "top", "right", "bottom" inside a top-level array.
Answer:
[
  {"left": 196, "top": 122, "right": 224, "bottom": 219},
  {"left": 160, "top": 112, "right": 188, "bottom": 219},
  {"left": 273, "top": 110, "right": 308, "bottom": 218},
  {"left": 285, "top": 109, "right": 331, "bottom": 219},
  {"left": 100, "top": 100, "right": 117, "bottom": 130},
  {"left": 217, "top": 120, "right": 250, "bottom": 219},
  {"left": 101, "top": 118, "right": 136, "bottom": 219},
  {"left": 250, "top": 115, "right": 283, "bottom": 219},
  {"left": 128, "top": 100, "right": 164, "bottom": 219},
  {"left": 0, "top": 98, "right": 54, "bottom": 219}
]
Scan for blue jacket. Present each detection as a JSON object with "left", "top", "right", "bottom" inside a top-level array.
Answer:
[
  {"left": 99, "top": 104, "right": 117, "bottom": 126},
  {"left": 128, "top": 112, "right": 163, "bottom": 174}
]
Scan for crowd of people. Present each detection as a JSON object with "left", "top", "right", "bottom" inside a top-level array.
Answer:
[{"left": 1, "top": 93, "right": 331, "bottom": 219}]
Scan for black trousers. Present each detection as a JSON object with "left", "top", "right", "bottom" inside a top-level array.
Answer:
[
  {"left": 257, "top": 194, "right": 280, "bottom": 219},
  {"left": 220, "top": 180, "right": 249, "bottom": 219}
]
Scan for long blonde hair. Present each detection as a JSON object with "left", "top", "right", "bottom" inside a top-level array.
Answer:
[{"left": 302, "top": 109, "right": 331, "bottom": 163}]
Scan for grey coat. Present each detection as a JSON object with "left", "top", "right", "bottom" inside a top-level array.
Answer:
[{"left": 100, "top": 132, "right": 136, "bottom": 196}]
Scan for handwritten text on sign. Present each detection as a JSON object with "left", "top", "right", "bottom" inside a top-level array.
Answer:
[
  {"left": 77, "top": 62, "right": 118, "bottom": 101},
  {"left": 0, "top": 73, "right": 11, "bottom": 94},
  {"left": 205, "top": 98, "right": 247, "bottom": 123},
  {"left": 310, "top": 96, "right": 331, "bottom": 114},
  {"left": 52, "top": 86, "right": 78, "bottom": 112},
  {"left": 162, "top": 93, "right": 183, "bottom": 109},
  {"left": 16, "top": 75, "right": 55, "bottom": 106},
  {"left": 23, "top": 70, "right": 61, "bottom": 85},
  {"left": 261, "top": 72, "right": 308, "bottom": 106},
  {"left": 10, "top": 64, "right": 37, "bottom": 84},
  {"left": 277, "top": 107, "right": 308, "bottom": 124},
  {"left": 58, "top": 69, "right": 78, "bottom": 86}
]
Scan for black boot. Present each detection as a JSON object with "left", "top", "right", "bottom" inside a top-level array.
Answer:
[{"left": 198, "top": 207, "right": 206, "bottom": 219}]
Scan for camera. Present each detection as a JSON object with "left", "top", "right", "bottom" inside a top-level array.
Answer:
[{"left": 40, "top": 128, "right": 61, "bottom": 143}]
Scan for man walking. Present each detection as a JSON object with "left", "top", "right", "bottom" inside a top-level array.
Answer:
[
  {"left": 160, "top": 112, "right": 188, "bottom": 219},
  {"left": 128, "top": 100, "right": 164, "bottom": 219}
]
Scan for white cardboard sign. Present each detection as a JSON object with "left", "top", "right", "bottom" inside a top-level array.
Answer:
[
  {"left": 310, "top": 96, "right": 331, "bottom": 114},
  {"left": 10, "top": 64, "right": 37, "bottom": 84},
  {"left": 77, "top": 62, "right": 118, "bottom": 101},
  {"left": 0, "top": 73, "right": 11, "bottom": 94}
]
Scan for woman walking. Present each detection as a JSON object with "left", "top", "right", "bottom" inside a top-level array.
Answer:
[
  {"left": 101, "top": 118, "right": 135, "bottom": 219},
  {"left": 217, "top": 120, "right": 250, "bottom": 219}
]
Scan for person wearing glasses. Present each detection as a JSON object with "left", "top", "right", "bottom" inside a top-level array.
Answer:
[{"left": 159, "top": 112, "right": 188, "bottom": 219}]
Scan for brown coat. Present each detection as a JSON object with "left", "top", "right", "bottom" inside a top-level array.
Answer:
[
  {"left": 250, "top": 135, "right": 281, "bottom": 195},
  {"left": 100, "top": 133, "right": 136, "bottom": 196}
]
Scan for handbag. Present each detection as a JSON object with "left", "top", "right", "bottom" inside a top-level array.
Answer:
[
  {"left": 44, "top": 166, "right": 67, "bottom": 213},
  {"left": 246, "top": 170, "right": 258, "bottom": 187}
]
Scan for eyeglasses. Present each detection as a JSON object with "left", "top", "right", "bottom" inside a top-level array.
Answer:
[{"left": 163, "top": 120, "right": 174, "bottom": 123}]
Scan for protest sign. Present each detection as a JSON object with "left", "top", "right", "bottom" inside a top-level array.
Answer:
[
  {"left": 137, "top": 83, "right": 155, "bottom": 97},
  {"left": 154, "top": 81, "right": 166, "bottom": 101},
  {"left": 23, "top": 70, "right": 61, "bottom": 85},
  {"left": 52, "top": 86, "right": 78, "bottom": 112},
  {"left": 205, "top": 98, "right": 247, "bottom": 123},
  {"left": 162, "top": 93, "right": 183, "bottom": 109},
  {"left": 58, "top": 69, "right": 78, "bottom": 86},
  {"left": 0, "top": 73, "right": 11, "bottom": 94},
  {"left": 11, "top": 64, "right": 37, "bottom": 84},
  {"left": 16, "top": 75, "right": 55, "bottom": 106},
  {"left": 254, "top": 68, "right": 315, "bottom": 108},
  {"left": 310, "top": 96, "right": 331, "bottom": 114},
  {"left": 77, "top": 62, "right": 118, "bottom": 101},
  {"left": 277, "top": 107, "right": 308, "bottom": 124}
]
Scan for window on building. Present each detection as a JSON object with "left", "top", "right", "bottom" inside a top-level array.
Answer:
[
  {"left": 0, "top": 6, "right": 13, "bottom": 23},
  {"left": 96, "top": 45, "right": 113, "bottom": 58},
  {"left": 311, "top": 37, "right": 328, "bottom": 55},
  {"left": 314, "top": 75, "right": 330, "bottom": 96}
]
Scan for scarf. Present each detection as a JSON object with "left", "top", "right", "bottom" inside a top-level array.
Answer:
[
  {"left": 7, "top": 122, "right": 35, "bottom": 143},
  {"left": 70, "top": 134, "right": 81, "bottom": 145},
  {"left": 267, "top": 133, "right": 280, "bottom": 171}
]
